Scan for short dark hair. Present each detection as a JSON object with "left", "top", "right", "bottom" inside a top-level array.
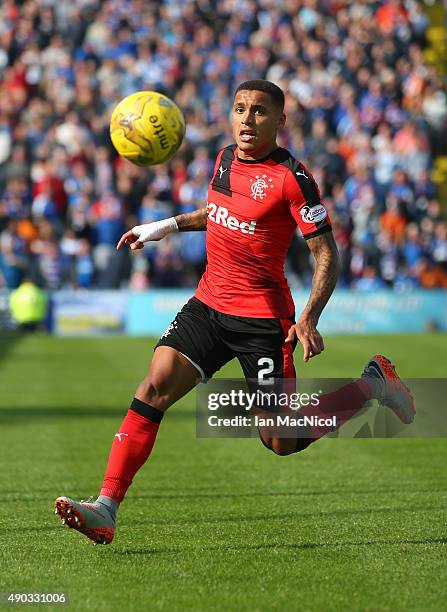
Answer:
[{"left": 234, "top": 80, "right": 285, "bottom": 111}]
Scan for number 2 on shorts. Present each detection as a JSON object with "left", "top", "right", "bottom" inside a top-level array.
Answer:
[{"left": 258, "top": 357, "right": 274, "bottom": 385}]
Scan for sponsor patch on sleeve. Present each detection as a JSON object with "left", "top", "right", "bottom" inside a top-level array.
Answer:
[{"left": 300, "top": 204, "right": 327, "bottom": 224}]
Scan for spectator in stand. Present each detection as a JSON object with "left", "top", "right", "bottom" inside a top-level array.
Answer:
[
  {"left": 178, "top": 172, "right": 209, "bottom": 215},
  {"left": 0, "top": 219, "right": 27, "bottom": 288},
  {"left": 403, "top": 222, "right": 425, "bottom": 270},
  {"left": 414, "top": 258, "right": 447, "bottom": 289},
  {"left": 0, "top": 0, "right": 445, "bottom": 291},
  {"left": 75, "top": 238, "right": 95, "bottom": 289},
  {"left": 89, "top": 190, "right": 124, "bottom": 285},
  {"left": 380, "top": 195, "right": 408, "bottom": 246},
  {"left": 2, "top": 177, "right": 30, "bottom": 220},
  {"left": 139, "top": 192, "right": 173, "bottom": 225},
  {"left": 432, "top": 221, "right": 447, "bottom": 271},
  {"left": 354, "top": 265, "right": 387, "bottom": 292},
  {"left": 389, "top": 169, "right": 414, "bottom": 208}
]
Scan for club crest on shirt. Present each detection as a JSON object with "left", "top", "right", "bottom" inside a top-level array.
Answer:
[
  {"left": 249, "top": 174, "right": 274, "bottom": 200},
  {"left": 300, "top": 204, "right": 327, "bottom": 224}
]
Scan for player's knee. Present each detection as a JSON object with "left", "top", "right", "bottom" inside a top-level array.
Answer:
[
  {"left": 260, "top": 436, "right": 295, "bottom": 456},
  {"left": 263, "top": 437, "right": 311, "bottom": 456},
  {"left": 271, "top": 438, "right": 296, "bottom": 456},
  {"left": 135, "top": 375, "right": 173, "bottom": 411}
]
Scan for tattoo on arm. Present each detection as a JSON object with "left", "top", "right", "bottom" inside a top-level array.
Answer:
[
  {"left": 302, "top": 232, "right": 340, "bottom": 322},
  {"left": 175, "top": 207, "right": 208, "bottom": 232}
]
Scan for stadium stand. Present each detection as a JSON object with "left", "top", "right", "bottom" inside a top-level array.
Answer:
[{"left": 0, "top": 0, "right": 446, "bottom": 291}]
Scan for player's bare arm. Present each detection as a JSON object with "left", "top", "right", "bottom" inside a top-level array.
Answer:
[
  {"left": 175, "top": 207, "right": 208, "bottom": 232},
  {"left": 285, "top": 232, "right": 340, "bottom": 362},
  {"left": 116, "top": 207, "right": 208, "bottom": 250}
]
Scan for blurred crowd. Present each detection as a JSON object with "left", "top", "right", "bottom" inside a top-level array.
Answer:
[{"left": 0, "top": 0, "right": 447, "bottom": 292}]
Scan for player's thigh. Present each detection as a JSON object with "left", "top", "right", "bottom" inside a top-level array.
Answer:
[{"left": 135, "top": 345, "right": 200, "bottom": 410}]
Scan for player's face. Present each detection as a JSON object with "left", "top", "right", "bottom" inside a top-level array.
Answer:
[{"left": 232, "top": 90, "right": 285, "bottom": 160}]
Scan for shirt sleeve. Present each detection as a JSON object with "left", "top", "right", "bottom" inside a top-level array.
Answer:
[{"left": 283, "top": 163, "right": 332, "bottom": 240}]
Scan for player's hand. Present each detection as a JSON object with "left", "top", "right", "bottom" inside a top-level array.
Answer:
[
  {"left": 284, "top": 316, "right": 324, "bottom": 362},
  {"left": 116, "top": 230, "right": 144, "bottom": 251},
  {"left": 117, "top": 218, "right": 179, "bottom": 251}
]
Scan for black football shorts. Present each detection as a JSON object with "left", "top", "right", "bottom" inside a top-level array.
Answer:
[{"left": 155, "top": 297, "right": 296, "bottom": 383}]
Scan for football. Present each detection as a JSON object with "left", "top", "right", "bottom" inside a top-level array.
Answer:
[{"left": 110, "top": 91, "right": 186, "bottom": 167}]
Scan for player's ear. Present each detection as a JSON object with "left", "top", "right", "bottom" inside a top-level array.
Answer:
[{"left": 278, "top": 113, "right": 286, "bottom": 129}]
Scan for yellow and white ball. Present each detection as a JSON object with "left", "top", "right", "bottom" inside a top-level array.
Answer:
[{"left": 110, "top": 91, "right": 185, "bottom": 167}]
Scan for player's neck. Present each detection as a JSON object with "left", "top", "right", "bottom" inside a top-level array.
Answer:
[{"left": 236, "top": 142, "right": 279, "bottom": 162}]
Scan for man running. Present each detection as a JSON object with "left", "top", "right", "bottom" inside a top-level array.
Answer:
[{"left": 55, "top": 80, "right": 414, "bottom": 545}]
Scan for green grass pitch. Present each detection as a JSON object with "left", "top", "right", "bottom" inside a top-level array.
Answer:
[{"left": 0, "top": 333, "right": 446, "bottom": 611}]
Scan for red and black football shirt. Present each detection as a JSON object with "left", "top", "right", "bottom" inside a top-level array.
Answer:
[{"left": 195, "top": 145, "right": 332, "bottom": 318}]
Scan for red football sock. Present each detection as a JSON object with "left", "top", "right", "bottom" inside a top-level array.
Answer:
[
  {"left": 299, "top": 379, "right": 372, "bottom": 441},
  {"left": 100, "top": 402, "right": 163, "bottom": 502}
]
